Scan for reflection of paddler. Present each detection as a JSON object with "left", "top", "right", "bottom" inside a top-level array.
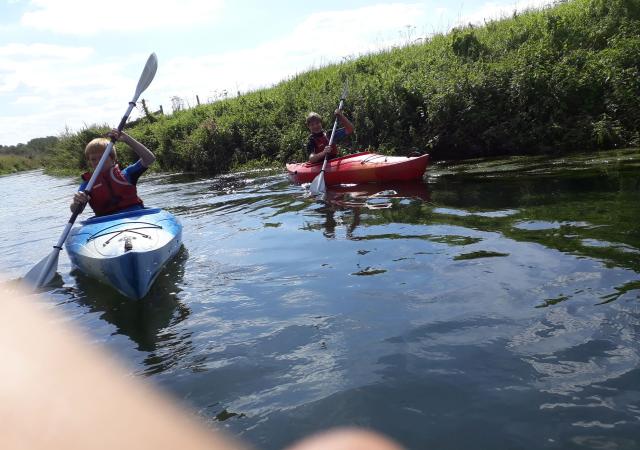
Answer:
[{"left": 325, "top": 181, "right": 431, "bottom": 209}]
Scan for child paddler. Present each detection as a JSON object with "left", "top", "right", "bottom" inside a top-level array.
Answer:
[
  {"left": 70, "top": 129, "right": 155, "bottom": 217},
  {"left": 305, "top": 109, "right": 354, "bottom": 164}
]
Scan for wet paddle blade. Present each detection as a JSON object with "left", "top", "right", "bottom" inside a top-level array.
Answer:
[
  {"left": 310, "top": 172, "right": 326, "bottom": 195},
  {"left": 22, "top": 249, "right": 60, "bottom": 289}
]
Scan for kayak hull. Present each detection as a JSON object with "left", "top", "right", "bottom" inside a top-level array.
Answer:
[
  {"left": 65, "top": 208, "right": 183, "bottom": 299},
  {"left": 286, "top": 152, "right": 429, "bottom": 185}
]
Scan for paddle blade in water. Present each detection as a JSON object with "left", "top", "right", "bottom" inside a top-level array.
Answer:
[
  {"left": 310, "top": 172, "right": 326, "bottom": 195},
  {"left": 22, "top": 249, "right": 59, "bottom": 289}
]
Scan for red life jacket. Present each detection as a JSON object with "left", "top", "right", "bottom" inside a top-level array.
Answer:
[
  {"left": 81, "top": 164, "right": 143, "bottom": 216},
  {"left": 309, "top": 132, "right": 337, "bottom": 157}
]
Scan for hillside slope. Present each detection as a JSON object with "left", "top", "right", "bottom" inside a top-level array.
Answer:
[{"left": 47, "top": 0, "right": 640, "bottom": 174}]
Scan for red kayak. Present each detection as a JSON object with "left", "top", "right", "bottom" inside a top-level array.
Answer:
[{"left": 286, "top": 152, "right": 429, "bottom": 185}]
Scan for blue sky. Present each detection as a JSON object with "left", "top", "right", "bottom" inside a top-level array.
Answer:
[{"left": 0, "top": 0, "right": 550, "bottom": 145}]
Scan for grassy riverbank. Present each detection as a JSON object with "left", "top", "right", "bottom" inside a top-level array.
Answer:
[
  {"left": 46, "top": 0, "right": 640, "bottom": 175},
  {"left": 0, "top": 136, "right": 57, "bottom": 175},
  {"left": 0, "top": 155, "right": 42, "bottom": 175}
]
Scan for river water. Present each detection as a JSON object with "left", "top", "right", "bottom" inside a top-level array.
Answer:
[{"left": 1, "top": 149, "right": 639, "bottom": 449}]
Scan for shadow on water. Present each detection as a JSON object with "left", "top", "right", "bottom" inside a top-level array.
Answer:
[{"left": 68, "top": 247, "right": 190, "bottom": 354}]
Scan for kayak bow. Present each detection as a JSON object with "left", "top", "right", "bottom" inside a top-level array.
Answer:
[{"left": 65, "top": 208, "right": 182, "bottom": 299}]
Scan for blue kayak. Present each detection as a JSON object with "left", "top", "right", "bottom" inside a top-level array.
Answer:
[{"left": 65, "top": 208, "right": 183, "bottom": 299}]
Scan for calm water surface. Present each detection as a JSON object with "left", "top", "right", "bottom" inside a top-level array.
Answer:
[{"left": 1, "top": 149, "right": 639, "bottom": 450}]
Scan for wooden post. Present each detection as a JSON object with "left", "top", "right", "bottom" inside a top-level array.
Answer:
[{"left": 196, "top": 95, "right": 200, "bottom": 106}]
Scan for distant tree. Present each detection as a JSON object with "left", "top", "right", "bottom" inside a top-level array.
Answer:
[
  {"left": 0, "top": 136, "right": 57, "bottom": 156},
  {"left": 26, "top": 136, "right": 58, "bottom": 155},
  {"left": 171, "top": 96, "right": 185, "bottom": 112}
]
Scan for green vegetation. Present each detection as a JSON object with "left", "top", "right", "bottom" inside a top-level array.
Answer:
[
  {"left": 45, "top": 126, "right": 110, "bottom": 175},
  {"left": 230, "top": 157, "right": 282, "bottom": 173},
  {"left": 453, "top": 251, "right": 510, "bottom": 260},
  {"left": 46, "top": 0, "right": 640, "bottom": 175},
  {"left": 0, "top": 154, "right": 42, "bottom": 175},
  {"left": 351, "top": 267, "right": 388, "bottom": 276},
  {"left": 0, "top": 136, "right": 57, "bottom": 175}
]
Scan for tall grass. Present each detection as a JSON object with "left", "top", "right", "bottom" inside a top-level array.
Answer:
[
  {"left": 0, "top": 155, "right": 42, "bottom": 175},
  {"left": 47, "top": 0, "right": 640, "bottom": 175},
  {"left": 0, "top": 136, "right": 57, "bottom": 174}
]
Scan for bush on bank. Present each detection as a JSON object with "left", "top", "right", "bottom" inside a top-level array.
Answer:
[{"left": 46, "top": 0, "right": 640, "bottom": 175}]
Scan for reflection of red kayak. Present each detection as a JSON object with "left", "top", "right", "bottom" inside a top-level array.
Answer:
[
  {"left": 286, "top": 152, "right": 429, "bottom": 185},
  {"left": 325, "top": 181, "right": 431, "bottom": 209},
  {"left": 327, "top": 181, "right": 430, "bottom": 201}
]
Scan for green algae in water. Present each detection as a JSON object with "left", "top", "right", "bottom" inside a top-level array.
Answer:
[
  {"left": 536, "top": 295, "right": 571, "bottom": 309},
  {"left": 598, "top": 280, "right": 640, "bottom": 305},
  {"left": 454, "top": 251, "right": 510, "bottom": 261},
  {"left": 351, "top": 267, "right": 387, "bottom": 276},
  {"left": 214, "top": 409, "right": 246, "bottom": 422}
]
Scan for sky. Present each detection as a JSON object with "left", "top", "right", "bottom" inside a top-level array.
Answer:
[{"left": 0, "top": 0, "right": 552, "bottom": 146}]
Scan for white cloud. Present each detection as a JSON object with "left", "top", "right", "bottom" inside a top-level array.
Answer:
[
  {"left": 0, "top": 94, "right": 141, "bottom": 144},
  {"left": 0, "top": 43, "right": 149, "bottom": 144},
  {"left": 0, "top": 43, "right": 119, "bottom": 97},
  {"left": 0, "top": 44, "right": 94, "bottom": 95},
  {"left": 12, "top": 95, "right": 44, "bottom": 105},
  {"left": 0, "top": 43, "right": 93, "bottom": 59},
  {"left": 294, "top": 3, "right": 426, "bottom": 56},
  {"left": 460, "top": 0, "right": 553, "bottom": 26},
  {"left": 20, "top": 0, "right": 224, "bottom": 35}
]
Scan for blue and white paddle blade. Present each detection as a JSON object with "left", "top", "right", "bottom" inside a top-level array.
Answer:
[
  {"left": 22, "top": 249, "right": 60, "bottom": 289},
  {"left": 309, "top": 172, "right": 326, "bottom": 195}
]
